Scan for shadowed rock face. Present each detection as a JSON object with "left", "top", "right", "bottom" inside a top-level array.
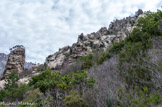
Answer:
[
  {"left": 45, "top": 9, "right": 144, "bottom": 70},
  {"left": 1, "top": 45, "right": 25, "bottom": 79}
]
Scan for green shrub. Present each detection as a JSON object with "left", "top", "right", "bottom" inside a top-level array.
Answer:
[
  {"left": 80, "top": 54, "right": 93, "bottom": 69},
  {"left": 0, "top": 72, "right": 29, "bottom": 102},
  {"left": 29, "top": 69, "right": 95, "bottom": 93},
  {"left": 64, "top": 91, "right": 88, "bottom": 107},
  {"left": 97, "top": 53, "right": 112, "bottom": 65},
  {"left": 10, "top": 84, "right": 29, "bottom": 101},
  {"left": 0, "top": 84, "right": 28, "bottom": 102},
  {"left": 29, "top": 69, "right": 65, "bottom": 93},
  {"left": 72, "top": 70, "right": 95, "bottom": 91},
  {"left": 4, "top": 72, "right": 19, "bottom": 90},
  {"left": 117, "top": 86, "right": 162, "bottom": 107},
  {"left": 29, "top": 69, "right": 95, "bottom": 106},
  {"left": 109, "top": 40, "right": 125, "bottom": 54},
  {"left": 23, "top": 88, "right": 43, "bottom": 105},
  {"left": 119, "top": 42, "right": 144, "bottom": 62},
  {"left": 0, "top": 90, "right": 7, "bottom": 101}
]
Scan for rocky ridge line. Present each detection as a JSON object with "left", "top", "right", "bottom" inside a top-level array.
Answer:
[{"left": 45, "top": 9, "right": 144, "bottom": 70}]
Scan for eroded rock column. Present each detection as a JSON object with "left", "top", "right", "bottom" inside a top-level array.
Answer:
[{"left": 1, "top": 45, "right": 25, "bottom": 79}]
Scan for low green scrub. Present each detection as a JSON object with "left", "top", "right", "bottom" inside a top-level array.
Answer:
[
  {"left": 109, "top": 40, "right": 125, "bottom": 54},
  {"left": 22, "top": 88, "right": 43, "bottom": 105},
  {"left": 96, "top": 52, "right": 112, "bottom": 65},
  {"left": 64, "top": 91, "right": 88, "bottom": 107},
  {"left": 117, "top": 86, "right": 162, "bottom": 107},
  {"left": 29, "top": 69, "right": 95, "bottom": 93},
  {"left": 28, "top": 69, "right": 95, "bottom": 106},
  {"left": 0, "top": 72, "right": 29, "bottom": 102},
  {"left": 4, "top": 72, "right": 19, "bottom": 90},
  {"left": 80, "top": 54, "right": 93, "bottom": 69}
]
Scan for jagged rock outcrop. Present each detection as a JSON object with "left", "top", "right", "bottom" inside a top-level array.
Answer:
[
  {"left": 46, "top": 9, "right": 144, "bottom": 70},
  {"left": 0, "top": 53, "right": 8, "bottom": 76},
  {"left": 1, "top": 45, "right": 25, "bottom": 79}
]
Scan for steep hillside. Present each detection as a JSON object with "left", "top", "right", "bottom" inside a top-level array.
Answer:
[{"left": 0, "top": 9, "right": 161, "bottom": 107}]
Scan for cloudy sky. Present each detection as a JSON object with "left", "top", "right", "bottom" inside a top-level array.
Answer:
[{"left": 0, "top": 0, "right": 161, "bottom": 63}]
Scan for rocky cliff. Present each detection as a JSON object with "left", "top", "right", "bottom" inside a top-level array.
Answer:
[
  {"left": 45, "top": 9, "right": 144, "bottom": 70},
  {"left": 1, "top": 45, "right": 25, "bottom": 79}
]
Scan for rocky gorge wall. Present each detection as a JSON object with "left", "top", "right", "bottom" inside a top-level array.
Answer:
[{"left": 45, "top": 9, "right": 144, "bottom": 70}]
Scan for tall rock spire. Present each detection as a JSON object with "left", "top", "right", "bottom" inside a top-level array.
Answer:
[{"left": 1, "top": 45, "right": 25, "bottom": 79}]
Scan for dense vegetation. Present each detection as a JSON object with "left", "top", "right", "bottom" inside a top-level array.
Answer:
[
  {"left": 0, "top": 72, "right": 28, "bottom": 102},
  {"left": 0, "top": 10, "right": 162, "bottom": 107}
]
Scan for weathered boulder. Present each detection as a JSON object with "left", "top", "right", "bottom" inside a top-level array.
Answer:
[{"left": 1, "top": 45, "right": 25, "bottom": 79}]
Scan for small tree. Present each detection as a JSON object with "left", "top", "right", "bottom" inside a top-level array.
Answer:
[{"left": 4, "top": 72, "right": 19, "bottom": 90}]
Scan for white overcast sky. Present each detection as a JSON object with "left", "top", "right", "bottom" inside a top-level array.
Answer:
[{"left": 0, "top": 0, "right": 161, "bottom": 63}]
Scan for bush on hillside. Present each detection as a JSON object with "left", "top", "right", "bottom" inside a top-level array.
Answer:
[{"left": 64, "top": 91, "right": 88, "bottom": 107}]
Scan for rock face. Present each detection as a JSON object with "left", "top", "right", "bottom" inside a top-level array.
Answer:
[
  {"left": 1, "top": 45, "right": 25, "bottom": 79},
  {"left": 0, "top": 53, "right": 8, "bottom": 76},
  {"left": 45, "top": 9, "right": 144, "bottom": 70}
]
